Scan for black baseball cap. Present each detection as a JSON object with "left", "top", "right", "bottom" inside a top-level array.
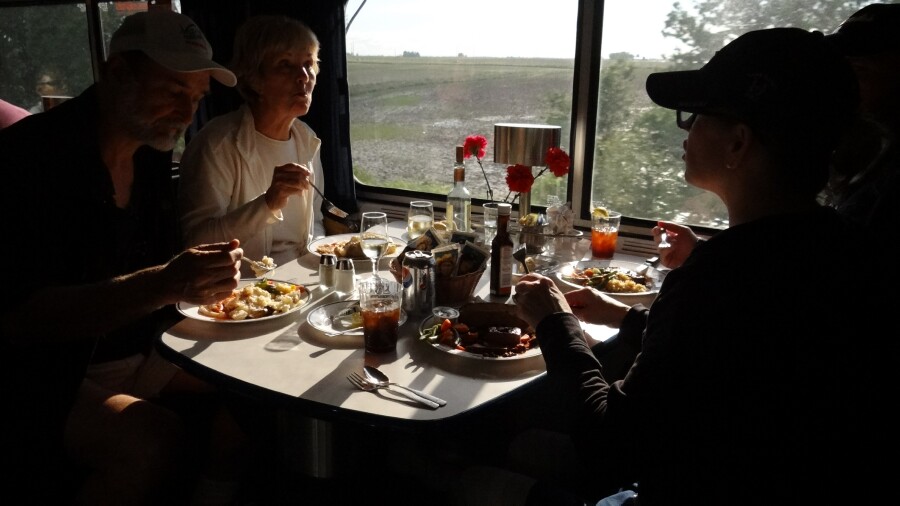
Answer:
[
  {"left": 645, "top": 27, "right": 858, "bottom": 145},
  {"left": 827, "top": 3, "right": 900, "bottom": 57}
]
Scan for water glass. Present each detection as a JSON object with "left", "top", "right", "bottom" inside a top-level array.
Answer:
[
  {"left": 591, "top": 210, "right": 621, "bottom": 259},
  {"left": 358, "top": 278, "right": 402, "bottom": 353},
  {"left": 407, "top": 201, "right": 434, "bottom": 240}
]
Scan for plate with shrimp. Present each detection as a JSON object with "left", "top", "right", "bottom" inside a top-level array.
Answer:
[{"left": 177, "top": 279, "right": 311, "bottom": 323}]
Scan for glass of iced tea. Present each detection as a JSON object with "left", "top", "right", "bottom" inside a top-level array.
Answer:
[
  {"left": 591, "top": 210, "right": 621, "bottom": 259},
  {"left": 358, "top": 278, "right": 402, "bottom": 353},
  {"left": 407, "top": 201, "right": 434, "bottom": 240}
]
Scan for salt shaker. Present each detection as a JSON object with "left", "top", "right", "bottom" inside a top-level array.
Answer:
[
  {"left": 334, "top": 258, "right": 356, "bottom": 294},
  {"left": 319, "top": 254, "right": 336, "bottom": 289}
]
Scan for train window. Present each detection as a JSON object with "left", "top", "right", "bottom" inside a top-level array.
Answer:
[
  {"left": 0, "top": 1, "right": 148, "bottom": 114},
  {"left": 589, "top": 0, "right": 877, "bottom": 230},
  {"left": 345, "top": 0, "right": 576, "bottom": 207},
  {"left": 346, "top": 0, "right": 891, "bottom": 231}
]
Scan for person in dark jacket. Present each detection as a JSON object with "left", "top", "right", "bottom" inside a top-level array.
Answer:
[
  {"left": 0, "top": 10, "right": 245, "bottom": 505},
  {"left": 514, "top": 27, "right": 897, "bottom": 505}
]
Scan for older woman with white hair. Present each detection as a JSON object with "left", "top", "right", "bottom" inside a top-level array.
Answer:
[{"left": 179, "top": 15, "right": 325, "bottom": 276}]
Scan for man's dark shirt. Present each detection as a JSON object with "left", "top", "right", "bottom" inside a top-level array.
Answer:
[{"left": 0, "top": 85, "right": 179, "bottom": 488}]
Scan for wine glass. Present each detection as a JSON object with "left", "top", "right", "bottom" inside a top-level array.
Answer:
[
  {"left": 407, "top": 201, "right": 434, "bottom": 240},
  {"left": 359, "top": 211, "right": 389, "bottom": 279}
]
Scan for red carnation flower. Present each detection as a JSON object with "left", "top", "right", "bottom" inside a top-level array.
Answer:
[
  {"left": 463, "top": 135, "right": 488, "bottom": 159},
  {"left": 505, "top": 164, "right": 536, "bottom": 193},
  {"left": 545, "top": 147, "right": 570, "bottom": 177}
]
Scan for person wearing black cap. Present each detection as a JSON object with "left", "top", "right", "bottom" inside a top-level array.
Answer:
[
  {"left": 0, "top": 9, "right": 248, "bottom": 505},
  {"left": 823, "top": 2, "right": 900, "bottom": 231},
  {"left": 512, "top": 27, "right": 896, "bottom": 505}
]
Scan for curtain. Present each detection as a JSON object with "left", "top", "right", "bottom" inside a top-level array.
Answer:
[{"left": 180, "top": 0, "right": 357, "bottom": 213}]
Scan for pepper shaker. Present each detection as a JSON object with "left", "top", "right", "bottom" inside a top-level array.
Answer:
[
  {"left": 334, "top": 258, "right": 356, "bottom": 294},
  {"left": 319, "top": 254, "right": 336, "bottom": 289}
]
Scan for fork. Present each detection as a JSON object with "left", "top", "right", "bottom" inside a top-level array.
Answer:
[
  {"left": 346, "top": 372, "right": 439, "bottom": 409},
  {"left": 657, "top": 228, "right": 672, "bottom": 249},
  {"left": 308, "top": 181, "right": 350, "bottom": 219}
]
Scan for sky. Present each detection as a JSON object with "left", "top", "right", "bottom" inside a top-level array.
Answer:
[{"left": 344, "top": 0, "right": 687, "bottom": 59}]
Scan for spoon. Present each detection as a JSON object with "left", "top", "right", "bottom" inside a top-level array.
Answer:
[{"left": 363, "top": 366, "right": 447, "bottom": 407}]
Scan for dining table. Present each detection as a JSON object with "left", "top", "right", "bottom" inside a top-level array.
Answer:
[{"left": 155, "top": 220, "right": 647, "bottom": 481}]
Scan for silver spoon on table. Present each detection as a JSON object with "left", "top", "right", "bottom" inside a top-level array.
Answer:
[
  {"left": 363, "top": 366, "right": 447, "bottom": 406},
  {"left": 347, "top": 372, "right": 439, "bottom": 409}
]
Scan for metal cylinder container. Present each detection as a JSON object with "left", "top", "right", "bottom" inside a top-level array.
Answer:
[{"left": 400, "top": 250, "right": 436, "bottom": 316}]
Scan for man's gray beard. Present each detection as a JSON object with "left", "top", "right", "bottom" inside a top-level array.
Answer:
[{"left": 117, "top": 81, "right": 186, "bottom": 152}]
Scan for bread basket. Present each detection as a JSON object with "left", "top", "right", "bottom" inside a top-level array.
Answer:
[{"left": 435, "top": 268, "right": 485, "bottom": 306}]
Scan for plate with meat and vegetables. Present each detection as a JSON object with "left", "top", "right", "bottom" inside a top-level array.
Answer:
[
  {"left": 418, "top": 302, "right": 541, "bottom": 360},
  {"left": 555, "top": 259, "right": 661, "bottom": 297}
]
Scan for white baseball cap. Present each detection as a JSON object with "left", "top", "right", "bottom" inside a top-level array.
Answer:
[{"left": 109, "top": 10, "right": 236, "bottom": 87}]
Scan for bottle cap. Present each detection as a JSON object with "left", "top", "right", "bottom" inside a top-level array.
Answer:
[
  {"left": 497, "top": 203, "right": 512, "bottom": 215},
  {"left": 456, "top": 145, "right": 464, "bottom": 163},
  {"left": 336, "top": 258, "right": 355, "bottom": 270},
  {"left": 320, "top": 253, "right": 337, "bottom": 266}
]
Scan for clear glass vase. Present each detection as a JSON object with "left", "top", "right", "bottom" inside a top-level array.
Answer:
[{"left": 517, "top": 191, "right": 531, "bottom": 218}]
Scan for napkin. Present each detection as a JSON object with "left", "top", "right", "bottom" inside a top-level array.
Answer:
[{"left": 547, "top": 201, "right": 575, "bottom": 235}]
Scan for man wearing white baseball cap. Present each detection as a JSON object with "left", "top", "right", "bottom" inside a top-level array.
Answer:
[
  {"left": 0, "top": 9, "right": 247, "bottom": 505},
  {"left": 109, "top": 9, "right": 236, "bottom": 87}
]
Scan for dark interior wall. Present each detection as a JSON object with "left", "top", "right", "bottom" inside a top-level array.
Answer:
[{"left": 180, "top": 0, "right": 357, "bottom": 212}]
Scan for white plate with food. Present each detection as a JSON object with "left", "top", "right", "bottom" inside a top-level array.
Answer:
[
  {"left": 306, "top": 300, "right": 408, "bottom": 336},
  {"left": 308, "top": 233, "right": 405, "bottom": 260},
  {"left": 177, "top": 279, "right": 312, "bottom": 323},
  {"left": 555, "top": 259, "right": 660, "bottom": 296},
  {"left": 418, "top": 302, "right": 541, "bottom": 360}
]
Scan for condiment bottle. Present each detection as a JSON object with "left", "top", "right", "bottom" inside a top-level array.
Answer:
[
  {"left": 319, "top": 254, "right": 336, "bottom": 289},
  {"left": 334, "top": 258, "right": 356, "bottom": 294},
  {"left": 446, "top": 145, "right": 472, "bottom": 232},
  {"left": 490, "top": 203, "right": 513, "bottom": 296}
]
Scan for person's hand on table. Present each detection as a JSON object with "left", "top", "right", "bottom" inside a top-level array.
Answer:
[
  {"left": 513, "top": 273, "right": 573, "bottom": 330},
  {"left": 514, "top": 273, "right": 633, "bottom": 331},
  {"left": 654, "top": 221, "right": 698, "bottom": 269},
  {"left": 265, "top": 162, "right": 313, "bottom": 211},
  {"left": 564, "top": 287, "right": 631, "bottom": 328},
  {"left": 164, "top": 239, "right": 243, "bottom": 305}
]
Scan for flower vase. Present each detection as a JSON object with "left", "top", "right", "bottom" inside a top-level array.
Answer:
[{"left": 518, "top": 191, "right": 531, "bottom": 219}]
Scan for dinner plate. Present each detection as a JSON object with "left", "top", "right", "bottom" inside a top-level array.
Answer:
[
  {"left": 555, "top": 259, "right": 661, "bottom": 296},
  {"left": 417, "top": 315, "right": 542, "bottom": 361},
  {"left": 176, "top": 279, "right": 311, "bottom": 323},
  {"left": 306, "top": 300, "right": 407, "bottom": 336},
  {"left": 308, "top": 233, "right": 405, "bottom": 259}
]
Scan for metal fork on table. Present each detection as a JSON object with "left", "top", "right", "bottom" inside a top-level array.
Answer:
[{"left": 346, "top": 372, "right": 439, "bottom": 409}]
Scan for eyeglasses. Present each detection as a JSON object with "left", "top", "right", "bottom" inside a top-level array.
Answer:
[{"left": 676, "top": 110, "right": 697, "bottom": 130}]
